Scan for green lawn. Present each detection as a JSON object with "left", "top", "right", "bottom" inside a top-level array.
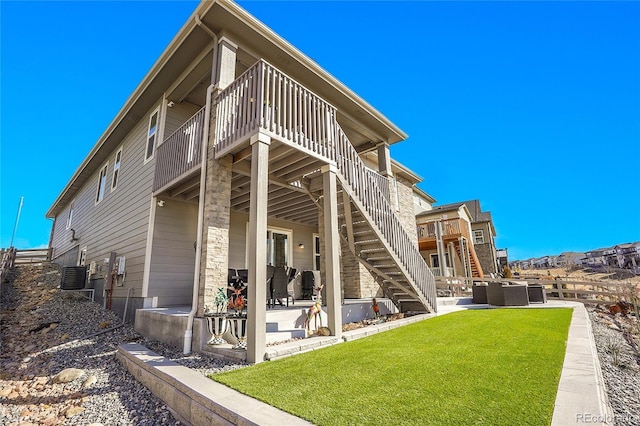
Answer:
[{"left": 212, "top": 308, "right": 572, "bottom": 425}]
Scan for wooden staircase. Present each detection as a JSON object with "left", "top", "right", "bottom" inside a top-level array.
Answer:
[
  {"left": 330, "top": 126, "right": 437, "bottom": 313},
  {"left": 336, "top": 186, "right": 435, "bottom": 312},
  {"left": 455, "top": 239, "right": 484, "bottom": 278}
]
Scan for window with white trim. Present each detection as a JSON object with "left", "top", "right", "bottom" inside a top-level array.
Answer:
[
  {"left": 66, "top": 199, "right": 75, "bottom": 229},
  {"left": 145, "top": 109, "right": 160, "bottom": 161},
  {"left": 111, "top": 147, "right": 123, "bottom": 191},
  {"left": 95, "top": 164, "right": 108, "bottom": 204},
  {"left": 473, "top": 229, "right": 485, "bottom": 244},
  {"left": 246, "top": 224, "right": 293, "bottom": 268}
]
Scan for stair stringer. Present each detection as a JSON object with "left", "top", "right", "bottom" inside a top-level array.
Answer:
[{"left": 336, "top": 181, "right": 436, "bottom": 313}]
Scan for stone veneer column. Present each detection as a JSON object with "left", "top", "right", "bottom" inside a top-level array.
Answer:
[
  {"left": 394, "top": 176, "right": 419, "bottom": 248},
  {"left": 198, "top": 138, "right": 232, "bottom": 316},
  {"left": 340, "top": 240, "right": 380, "bottom": 299},
  {"left": 197, "top": 36, "right": 237, "bottom": 316}
]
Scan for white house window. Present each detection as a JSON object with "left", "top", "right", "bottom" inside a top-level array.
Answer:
[
  {"left": 313, "top": 234, "right": 321, "bottom": 270},
  {"left": 111, "top": 147, "right": 123, "bottom": 191},
  {"left": 66, "top": 199, "right": 75, "bottom": 229},
  {"left": 145, "top": 109, "right": 160, "bottom": 161},
  {"left": 473, "top": 229, "right": 485, "bottom": 244},
  {"left": 95, "top": 164, "right": 108, "bottom": 204}
]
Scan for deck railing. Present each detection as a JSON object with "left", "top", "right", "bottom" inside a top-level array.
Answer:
[
  {"left": 153, "top": 107, "right": 206, "bottom": 192},
  {"left": 215, "top": 60, "right": 336, "bottom": 162},
  {"left": 417, "top": 217, "right": 471, "bottom": 241}
]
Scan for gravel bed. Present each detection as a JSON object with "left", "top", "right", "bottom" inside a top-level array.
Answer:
[
  {"left": 0, "top": 264, "right": 246, "bottom": 425},
  {"left": 589, "top": 307, "right": 640, "bottom": 426}
]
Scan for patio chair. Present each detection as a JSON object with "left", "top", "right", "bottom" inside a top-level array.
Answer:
[
  {"left": 527, "top": 285, "right": 547, "bottom": 303},
  {"left": 270, "top": 266, "right": 294, "bottom": 307},
  {"left": 301, "top": 270, "right": 316, "bottom": 300},
  {"left": 227, "top": 268, "right": 237, "bottom": 286},
  {"left": 472, "top": 283, "right": 488, "bottom": 304},
  {"left": 487, "top": 282, "right": 529, "bottom": 306}
]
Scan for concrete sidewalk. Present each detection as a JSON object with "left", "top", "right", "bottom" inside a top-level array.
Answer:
[
  {"left": 117, "top": 300, "right": 612, "bottom": 425},
  {"left": 550, "top": 302, "right": 613, "bottom": 426}
]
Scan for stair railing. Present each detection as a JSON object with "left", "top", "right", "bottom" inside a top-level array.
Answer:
[{"left": 334, "top": 125, "right": 437, "bottom": 311}]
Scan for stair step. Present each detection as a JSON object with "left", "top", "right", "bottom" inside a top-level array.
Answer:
[
  {"left": 371, "top": 263, "right": 397, "bottom": 269},
  {"left": 360, "top": 247, "right": 385, "bottom": 254},
  {"left": 366, "top": 256, "right": 391, "bottom": 262},
  {"left": 354, "top": 239, "right": 381, "bottom": 246}
]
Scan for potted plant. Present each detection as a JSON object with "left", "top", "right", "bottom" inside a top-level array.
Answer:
[
  {"left": 227, "top": 286, "right": 248, "bottom": 349},
  {"left": 204, "top": 287, "right": 229, "bottom": 345}
]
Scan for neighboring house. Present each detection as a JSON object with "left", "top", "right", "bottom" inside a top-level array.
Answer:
[
  {"left": 557, "top": 252, "right": 584, "bottom": 268},
  {"left": 617, "top": 242, "right": 640, "bottom": 273},
  {"left": 581, "top": 249, "right": 607, "bottom": 267},
  {"left": 496, "top": 248, "right": 509, "bottom": 271},
  {"left": 415, "top": 199, "right": 500, "bottom": 278},
  {"left": 45, "top": 0, "right": 436, "bottom": 363},
  {"left": 415, "top": 203, "right": 483, "bottom": 278}
]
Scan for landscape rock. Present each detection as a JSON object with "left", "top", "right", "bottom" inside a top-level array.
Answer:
[
  {"left": 53, "top": 368, "right": 85, "bottom": 383},
  {"left": 64, "top": 406, "right": 85, "bottom": 418},
  {"left": 82, "top": 375, "right": 97, "bottom": 388}
]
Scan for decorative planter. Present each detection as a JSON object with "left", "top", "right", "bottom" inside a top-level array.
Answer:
[
  {"left": 228, "top": 316, "right": 248, "bottom": 350},
  {"left": 205, "top": 314, "right": 229, "bottom": 345}
]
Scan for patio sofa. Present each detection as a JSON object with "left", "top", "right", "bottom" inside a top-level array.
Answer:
[{"left": 487, "top": 282, "right": 529, "bottom": 306}]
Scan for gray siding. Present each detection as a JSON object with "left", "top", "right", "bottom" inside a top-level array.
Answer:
[
  {"left": 51, "top": 245, "right": 80, "bottom": 268},
  {"left": 49, "top": 100, "right": 203, "bottom": 311},
  {"left": 50, "top": 102, "right": 163, "bottom": 305},
  {"left": 163, "top": 102, "right": 201, "bottom": 139},
  {"left": 148, "top": 199, "right": 198, "bottom": 306}
]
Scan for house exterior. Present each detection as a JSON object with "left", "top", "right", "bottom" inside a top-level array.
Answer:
[
  {"left": 415, "top": 203, "right": 483, "bottom": 278},
  {"left": 415, "top": 199, "right": 500, "bottom": 278},
  {"left": 617, "top": 242, "right": 640, "bottom": 273},
  {"left": 45, "top": 0, "right": 436, "bottom": 363},
  {"left": 582, "top": 249, "right": 608, "bottom": 268},
  {"left": 496, "top": 248, "right": 509, "bottom": 271}
]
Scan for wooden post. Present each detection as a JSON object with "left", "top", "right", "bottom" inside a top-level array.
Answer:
[
  {"left": 556, "top": 277, "right": 564, "bottom": 300},
  {"left": 246, "top": 133, "right": 270, "bottom": 364},
  {"left": 322, "top": 164, "right": 342, "bottom": 339}
]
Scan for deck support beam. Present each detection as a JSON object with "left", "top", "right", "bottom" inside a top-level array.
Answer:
[
  {"left": 376, "top": 142, "right": 393, "bottom": 178},
  {"left": 246, "top": 133, "right": 270, "bottom": 364},
  {"left": 322, "top": 165, "right": 342, "bottom": 339}
]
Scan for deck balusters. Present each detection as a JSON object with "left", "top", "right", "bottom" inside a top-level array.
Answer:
[{"left": 153, "top": 107, "right": 206, "bottom": 192}]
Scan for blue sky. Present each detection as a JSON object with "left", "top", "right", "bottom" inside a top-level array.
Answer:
[{"left": 1, "top": 1, "right": 639, "bottom": 261}]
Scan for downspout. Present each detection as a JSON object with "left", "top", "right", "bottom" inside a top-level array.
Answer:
[{"left": 184, "top": 16, "right": 219, "bottom": 354}]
